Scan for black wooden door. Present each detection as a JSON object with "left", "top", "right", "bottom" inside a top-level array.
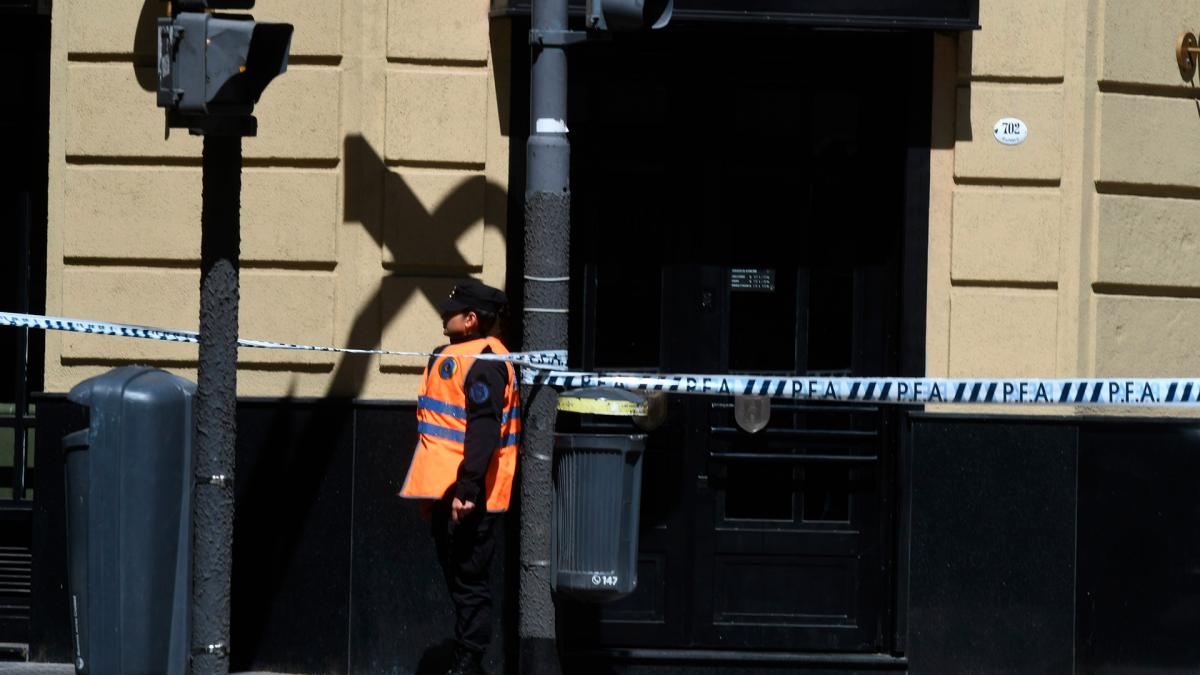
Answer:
[
  {"left": 663, "top": 264, "right": 893, "bottom": 652},
  {"left": 557, "top": 26, "right": 929, "bottom": 656},
  {"left": 562, "top": 260, "right": 900, "bottom": 654}
]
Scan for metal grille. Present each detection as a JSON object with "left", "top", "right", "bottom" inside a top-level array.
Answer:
[
  {"left": 0, "top": 545, "right": 31, "bottom": 623},
  {"left": 555, "top": 447, "right": 623, "bottom": 573}
]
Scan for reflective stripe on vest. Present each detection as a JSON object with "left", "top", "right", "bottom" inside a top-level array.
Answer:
[
  {"left": 419, "top": 395, "right": 522, "bottom": 426},
  {"left": 417, "top": 396, "right": 467, "bottom": 420},
  {"left": 416, "top": 418, "right": 519, "bottom": 449},
  {"left": 399, "top": 337, "right": 521, "bottom": 512},
  {"left": 416, "top": 420, "right": 466, "bottom": 444}
]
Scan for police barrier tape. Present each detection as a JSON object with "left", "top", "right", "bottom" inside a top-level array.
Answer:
[
  {"left": 524, "top": 370, "right": 1200, "bottom": 407},
  {"left": 5, "top": 310, "right": 1199, "bottom": 407},
  {"left": 0, "top": 311, "right": 567, "bottom": 369}
]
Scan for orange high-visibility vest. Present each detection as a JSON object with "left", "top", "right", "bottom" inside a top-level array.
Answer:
[{"left": 399, "top": 337, "right": 521, "bottom": 512}]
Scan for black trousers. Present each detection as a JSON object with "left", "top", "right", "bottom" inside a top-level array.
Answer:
[{"left": 431, "top": 500, "right": 498, "bottom": 653}]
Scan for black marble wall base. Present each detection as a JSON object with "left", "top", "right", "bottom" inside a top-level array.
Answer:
[
  {"left": 1076, "top": 423, "right": 1200, "bottom": 673},
  {"left": 907, "top": 418, "right": 1077, "bottom": 674},
  {"left": 908, "top": 415, "right": 1200, "bottom": 675},
  {"left": 229, "top": 401, "right": 355, "bottom": 673},
  {"left": 28, "top": 396, "right": 1200, "bottom": 674},
  {"left": 30, "top": 395, "right": 510, "bottom": 674},
  {"left": 349, "top": 405, "right": 512, "bottom": 675},
  {"left": 29, "top": 396, "right": 85, "bottom": 663}
]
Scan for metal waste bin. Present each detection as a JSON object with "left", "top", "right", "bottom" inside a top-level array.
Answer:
[
  {"left": 64, "top": 366, "right": 195, "bottom": 675},
  {"left": 552, "top": 433, "right": 646, "bottom": 602}
]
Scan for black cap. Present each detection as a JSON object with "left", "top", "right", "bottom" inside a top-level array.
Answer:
[{"left": 437, "top": 280, "right": 508, "bottom": 316}]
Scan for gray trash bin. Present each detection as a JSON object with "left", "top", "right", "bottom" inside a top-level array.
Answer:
[
  {"left": 551, "top": 432, "right": 646, "bottom": 602},
  {"left": 64, "top": 366, "right": 195, "bottom": 675}
]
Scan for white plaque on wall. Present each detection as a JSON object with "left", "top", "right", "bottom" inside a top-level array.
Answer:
[{"left": 993, "top": 117, "right": 1029, "bottom": 145}]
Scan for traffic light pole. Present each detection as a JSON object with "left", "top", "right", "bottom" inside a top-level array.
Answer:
[
  {"left": 192, "top": 134, "right": 242, "bottom": 675},
  {"left": 520, "top": 0, "right": 570, "bottom": 672},
  {"left": 155, "top": 4, "right": 289, "bottom": 670}
]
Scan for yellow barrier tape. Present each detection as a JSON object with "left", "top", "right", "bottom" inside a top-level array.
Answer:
[{"left": 557, "top": 396, "right": 648, "bottom": 417}]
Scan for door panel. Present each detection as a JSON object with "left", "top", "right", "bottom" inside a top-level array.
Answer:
[
  {"left": 559, "top": 27, "right": 927, "bottom": 656},
  {"left": 695, "top": 371, "right": 887, "bottom": 650}
]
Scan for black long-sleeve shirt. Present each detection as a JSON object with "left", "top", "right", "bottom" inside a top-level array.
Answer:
[{"left": 427, "top": 344, "right": 510, "bottom": 505}]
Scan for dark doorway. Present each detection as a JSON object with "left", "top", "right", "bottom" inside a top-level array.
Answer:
[
  {"left": 557, "top": 27, "right": 931, "bottom": 659},
  {"left": 0, "top": 6, "right": 51, "bottom": 647}
]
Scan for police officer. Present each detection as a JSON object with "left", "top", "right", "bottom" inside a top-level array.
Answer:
[{"left": 400, "top": 280, "right": 520, "bottom": 675}]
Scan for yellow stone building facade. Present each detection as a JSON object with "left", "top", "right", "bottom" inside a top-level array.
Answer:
[
  {"left": 929, "top": 0, "right": 1200, "bottom": 394},
  {"left": 42, "top": 1, "right": 1200, "bottom": 401},
  {"left": 46, "top": 0, "right": 510, "bottom": 400},
  {"left": 16, "top": 2, "right": 1200, "bottom": 672}
]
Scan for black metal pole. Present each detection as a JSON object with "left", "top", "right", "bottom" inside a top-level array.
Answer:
[
  {"left": 192, "top": 134, "right": 242, "bottom": 675},
  {"left": 520, "top": 0, "right": 570, "bottom": 672}
]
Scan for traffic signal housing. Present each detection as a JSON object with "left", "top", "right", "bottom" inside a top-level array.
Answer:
[
  {"left": 585, "top": 0, "right": 673, "bottom": 31},
  {"left": 156, "top": 2, "right": 292, "bottom": 135}
]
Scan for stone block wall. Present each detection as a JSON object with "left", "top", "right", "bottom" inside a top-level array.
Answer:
[
  {"left": 929, "top": 0, "right": 1200, "bottom": 411},
  {"left": 45, "top": 0, "right": 509, "bottom": 399},
  {"left": 1091, "top": 1, "right": 1200, "bottom": 379},
  {"left": 51, "top": 1, "right": 1200, "bottom": 405}
]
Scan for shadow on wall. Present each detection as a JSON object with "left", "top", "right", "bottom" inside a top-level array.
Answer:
[
  {"left": 229, "top": 134, "right": 510, "bottom": 673},
  {"left": 1188, "top": 58, "right": 1200, "bottom": 121},
  {"left": 952, "top": 31, "right": 973, "bottom": 146},
  {"left": 337, "top": 133, "right": 510, "bottom": 390},
  {"left": 133, "top": 0, "right": 163, "bottom": 91}
]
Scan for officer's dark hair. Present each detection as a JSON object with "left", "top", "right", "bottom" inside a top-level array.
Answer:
[{"left": 472, "top": 308, "right": 499, "bottom": 336}]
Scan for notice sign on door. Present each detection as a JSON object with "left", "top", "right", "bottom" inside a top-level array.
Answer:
[{"left": 730, "top": 268, "right": 775, "bottom": 292}]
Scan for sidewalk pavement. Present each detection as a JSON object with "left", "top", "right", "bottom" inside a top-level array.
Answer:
[{"left": 0, "top": 666, "right": 299, "bottom": 675}]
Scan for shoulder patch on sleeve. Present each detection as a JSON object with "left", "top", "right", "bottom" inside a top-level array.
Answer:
[{"left": 469, "top": 382, "right": 491, "bottom": 404}]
